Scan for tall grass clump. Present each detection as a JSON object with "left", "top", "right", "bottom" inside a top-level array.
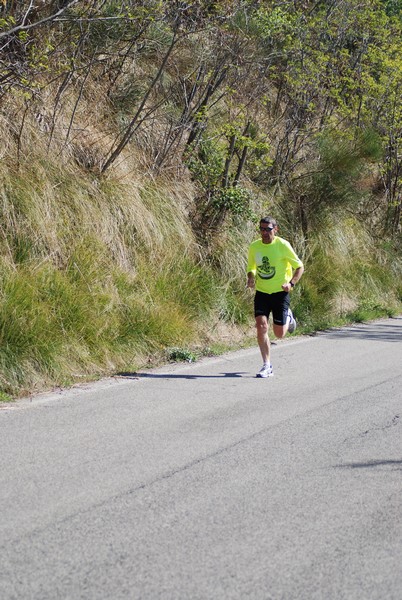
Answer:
[
  {"left": 0, "top": 125, "right": 254, "bottom": 396},
  {"left": 294, "top": 217, "right": 401, "bottom": 331}
]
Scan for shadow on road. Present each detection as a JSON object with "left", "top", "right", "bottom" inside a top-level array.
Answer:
[
  {"left": 335, "top": 459, "right": 402, "bottom": 470},
  {"left": 116, "top": 371, "right": 249, "bottom": 380},
  {"left": 322, "top": 318, "right": 402, "bottom": 343}
]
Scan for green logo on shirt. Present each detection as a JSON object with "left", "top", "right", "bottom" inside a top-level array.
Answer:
[{"left": 257, "top": 256, "right": 276, "bottom": 279}]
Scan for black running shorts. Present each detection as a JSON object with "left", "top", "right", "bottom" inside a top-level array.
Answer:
[{"left": 254, "top": 290, "right": 290, "bottom": 325}]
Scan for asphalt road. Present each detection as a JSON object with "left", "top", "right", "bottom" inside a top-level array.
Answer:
[{"left": 1, "top": 317, "right": 402, "bottom": 600}]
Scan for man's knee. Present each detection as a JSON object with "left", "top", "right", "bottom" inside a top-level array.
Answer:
[{"left": 255, "top": 318, "right": 268, "bottom": 334}]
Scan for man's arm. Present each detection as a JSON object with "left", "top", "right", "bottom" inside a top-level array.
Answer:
[
  {"left": 247, "top": 271, "right": 255, "bottom": 288},
  {"left": 282, "top": 265, "right": 304, "bottom": 292},
  {"left": 246, "top": 245, "right": 256, "bottom": 288}
]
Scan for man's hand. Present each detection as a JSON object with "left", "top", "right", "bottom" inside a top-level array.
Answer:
[
  {"left": 247, "top": 275, "right": 255, "bottom": 289},
  {"left": 282, "top": 266, "right": 304, "bottom": 292}
]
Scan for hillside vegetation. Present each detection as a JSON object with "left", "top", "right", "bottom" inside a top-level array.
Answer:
[{"left": 0, "top": 0, "right": 401, "bottom": 398}]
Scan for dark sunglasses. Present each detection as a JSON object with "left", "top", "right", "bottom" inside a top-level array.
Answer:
[{"left": 259, "top": 226, "right": 274, "bottom": 232}]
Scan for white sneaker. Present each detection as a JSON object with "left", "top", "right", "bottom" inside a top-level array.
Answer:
[
  {"left": 287, "top": 308, "right": 297, "bottom": 333},
  {"left": 256, "top": 363, "right": 274, "bottom": 378}
]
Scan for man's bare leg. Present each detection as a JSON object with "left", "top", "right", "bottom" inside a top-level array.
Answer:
[
  {"left": 272, "top": 322, "right": 288, "bottom": 339},
  {"left": 256, "top": 315, "right": 270, "bottom": 364}
]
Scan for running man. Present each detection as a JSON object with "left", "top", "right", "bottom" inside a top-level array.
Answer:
[{"left": 247, "top": 216, "right": 304, "bottom": 378}]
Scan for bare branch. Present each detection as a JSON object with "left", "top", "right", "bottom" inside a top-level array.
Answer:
[{"left": 0, "top": 0, "right": 81, "bottom": 40}]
